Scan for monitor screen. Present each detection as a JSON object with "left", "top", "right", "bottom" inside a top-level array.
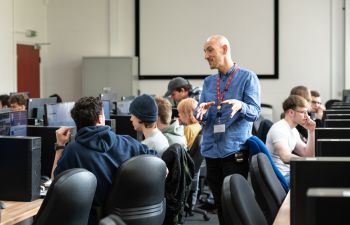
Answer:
[
  {"left": 0, "top": 109, "right": 27, "bottom": 136},
  {"left": 102, "top": 100, "right": 110, "bottom": 119},
  {"left": 27, "top": 97, "right": 57, "bottom": 120},
  {"left": 10, "top": 110, "right": 27, "bottom": 136},
  {"left": 316, "top": 139, "right": 350, "bottom": 157},
  {"left": 290, "top": 157, "right": 350, "bottom": 225},
  {"left": 0, "top": 109, "right": 11, "bottom": 135},
  {"left": 44, "top": 102, "right": 75, "bottom": 127},
  {"left": 315, "top": 128, "right": 350, "bottom": 140},
  {"left": 306, "top": 188, "right": 350, "bottom": 225},
  {"left": 324, "top": 119, "right": 350, "bottom": 128}
]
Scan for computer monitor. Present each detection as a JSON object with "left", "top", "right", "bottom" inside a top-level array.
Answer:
[
  {"left": 315, "top": 127, "right": 350, "bottom": 140},
  {"left": 100, "top": 93, "right": 118, "bottom": 114},
  {"left": 9, "top": 110, "right": 27, "bottom": 136},
  {"left": 290, "top": 157, "right": 350, "bottom": 225},
  {"left": 306, "top": 188, "right": 350, "bottom": 225},
  {"left": 0, "top": 109, "right": 27, "bottom": 136},
  {"left": 326, "top": 114, "right": 350, "bottom": 119},
  {"left": 102, "top": 100, "right": 110, "bottom": 119},
  {"left": 324, "top": 109, "right": 350, "bottom": 115},
  {"left": 316, "top": 139, "right": 350, "bottom": 156},
  {"left": 111, "top": 114, "right": 142, "bottom": 141},
  {"left": 343, "top": 89, "right": 350, "bottom": 103},
  {"left": 27, "top": 97, "right": 57, "bottom": 120},
  {"left": 324, "top": 119, "right": 350, "bottom": 128},
  {"left": 44, "top": 102, "right": 75, "bottom": 127},
  {"left": 0, "top": 108, "right": 11, "bottom": 135}
]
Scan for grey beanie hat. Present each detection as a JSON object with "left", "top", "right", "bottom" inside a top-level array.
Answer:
[{"left": 129, "top": 94, "right": 158, "bottom": 122}]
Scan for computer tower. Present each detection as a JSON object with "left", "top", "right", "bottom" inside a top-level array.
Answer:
[
  {"left": 27, "top": 125, "right": 77, "bottom": 178},
  {"left": 0, "top": 136, "right": 41, "bottom": 201}
]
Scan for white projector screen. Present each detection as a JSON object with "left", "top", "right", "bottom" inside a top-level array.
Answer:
[{"left": 136, "top": 0, "right": 278, "bottom": 79}]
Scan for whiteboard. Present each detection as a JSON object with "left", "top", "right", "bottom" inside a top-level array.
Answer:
[{"left": 137, "top": 0, "right": 278, "bottom": 79}]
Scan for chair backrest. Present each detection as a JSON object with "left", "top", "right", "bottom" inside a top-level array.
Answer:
[
  {"left": 32, "top": 168, "right": 97, "bottom": 225},
  {"left": 104, "top": 155, "right": 167, "bottom": 225},
  {"left": 257, "top": 119, "right": 273, "bottom": 144},
  {"left": 222, "top": 174, "right": 268, "bottom": 225},
  {"left": 188, "top": 130, "right": 203, "bottom": 173},
  {"left": 250, "top": 153, "right": 287, "bottom": 224},
  {"left": 99, "top": 214, "right": 127, "bottom": 225},
  {"left": 245, "top": 135, "right": 289, "bottom": 192},
  {"left": 162, "top": 143, "right": 195, "bottom": 222}
]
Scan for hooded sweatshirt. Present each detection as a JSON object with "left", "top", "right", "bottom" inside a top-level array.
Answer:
[
  {"left": 161, "top": 119, "right": 187, "bottom": 149},
  {"left": 54, "top": 125, "right": 157, "bottom": 207}
]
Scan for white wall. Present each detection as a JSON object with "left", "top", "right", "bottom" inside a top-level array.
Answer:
[
  {"left": 0, "top": 0, "right": 345, "bottom": 122},
  {"left": 0, "top": 0, "right": 14, "bottom": 93}
]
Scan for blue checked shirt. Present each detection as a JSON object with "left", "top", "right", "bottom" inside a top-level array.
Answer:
[{"left": 195, "top": 65, "right": 261, "bottom": 158}]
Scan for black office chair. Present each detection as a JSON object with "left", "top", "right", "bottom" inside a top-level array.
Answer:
[
  {"left": 256, "top": 119, "right": 273, "bottom": 144},
  {"left": 186, "top": 131, "right": 210, "bottom": 221},
  {"left": 221, "top": 174, "right": 268, "bottom": 225},
  {"left": 99, "top": 214, "right": 127, "bottom": 225},
  {"left": 162, "top": 143, "right": 195, "bottom": 225},
  {"left": 104, "top": 155, "right": 167, "bottom": 225},
  {"left": 32, "top": 168, "right": 97, "bottom": 225},
  {"left": 249, "top": 153, "right": 287, "bottom": 225}
]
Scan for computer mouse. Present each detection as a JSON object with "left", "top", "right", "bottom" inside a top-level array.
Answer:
[{"left": 0, "top": 201, "right": 6, "bottom": 209}]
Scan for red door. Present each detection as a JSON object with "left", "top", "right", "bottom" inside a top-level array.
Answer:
[{"left": 17, "top": 44, "right": 40, "bottom": 98}]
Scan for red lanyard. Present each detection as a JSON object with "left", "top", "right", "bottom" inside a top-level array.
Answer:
[{"left": 216, "top": 66, "right": 239, "bottom": 107}]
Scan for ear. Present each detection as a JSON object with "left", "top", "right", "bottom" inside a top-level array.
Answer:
[
  {"left": 222, "top": 44, "right": 228, "bottom": 54},
  {"left": 97, "top": 114, "right": 104, "bottom": 125}
]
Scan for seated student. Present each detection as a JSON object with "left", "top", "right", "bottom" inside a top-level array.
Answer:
[
  {"left": 9, "top": 94, "right": 26, "bottom": 111},
  {"left": 266, "top": 95, "right": 315, "bottom": 185},
  {"left": 310, "top": 90, "right": 325, "bottom": 127},
  {"left": 177, "top": 98, "right": 201, "bottom": 150},
  {"left": 290, "top": 85, "right": 312, "bottom": 142},
  {"left": 0, "top": 94, "right": 10, "bottom": 109},
  {"left": 129, "top": 94, "right": 169, "bottom": 156},
  {"left": 52, "top": 96, "right": 157, "bottom": 225},
  {"left": 155, "top": 96, "right": 187, "bottom": 148}
]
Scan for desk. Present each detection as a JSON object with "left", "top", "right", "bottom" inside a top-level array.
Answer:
[
  {"left": 0, "top": 199, "right": 43, "bottom": 225},
  {"left": 273, "top": 191, "right": 290, "bottom": 225}
]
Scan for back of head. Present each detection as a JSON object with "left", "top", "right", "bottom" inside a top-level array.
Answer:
[
  {"left": 282, "top": 95, "right": 308, "bottom": 112},
  {"left": 9, "top": 94, "right": 27, "bottom": 111},
  {"left": 0, "top": 94, "right": 10, "bottom": 108},
  {"left": 71, "top": 96, "right": 102, "bottom": 131},
  {"left": 129, "top": 94, "right": 158, "bottom": 123},
  {"left": 290, "top": 85, "right": 311, "bottom": 102},
  {"left": 155, "top": 96, "right": 172, "bottom": 125}
]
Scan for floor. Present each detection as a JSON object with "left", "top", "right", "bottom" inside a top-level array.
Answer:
[{"left": 183, "top": 207, "right": 219, "bottom": 225}]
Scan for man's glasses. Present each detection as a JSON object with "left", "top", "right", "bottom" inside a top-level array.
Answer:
[
  {"left": 293, "top": 109, "right": 308, "bottom": 115},
  {"left": 311, "top": 100, "right": 321, "bottom": 105}
]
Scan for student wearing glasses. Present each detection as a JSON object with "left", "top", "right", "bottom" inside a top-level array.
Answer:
[
  {"left": 310, "top": 90, "right": 326, "bottom": 126},
  {"left": 266, "top": 95, "right": 316, "bottom": 185}
]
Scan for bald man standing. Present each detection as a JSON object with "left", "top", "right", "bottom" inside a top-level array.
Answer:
[{"left": 195, "top": 35, "right": 261, "bottom": 225}]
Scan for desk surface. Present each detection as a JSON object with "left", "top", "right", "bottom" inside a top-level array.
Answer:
[
  {"left": 273, "top": 191, "right": 290, "bottom": 225},
  {"left": 0, "top": 199, "right": 43, "bottom": 225}
]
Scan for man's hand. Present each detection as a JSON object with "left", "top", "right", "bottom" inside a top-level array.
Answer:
[
  {"left": 196, "top": 101, "right": 215, "bottom": 121},
  {"left": 302, "top": 116, "right": 316, "bottom": 132},
  {"left": 221, "top": 99, "right": 242, "bottom": 118},
  {"left": 56, "top": 127, "right": 72, "bottom": 146}
]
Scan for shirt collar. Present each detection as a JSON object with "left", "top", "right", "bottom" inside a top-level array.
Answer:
[{"left": 219, "top": 65, "right": 236, "bottom": 78}]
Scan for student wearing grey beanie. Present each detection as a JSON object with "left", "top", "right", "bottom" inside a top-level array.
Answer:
[{"left": 129, "top": 94, "right": 169, "bottom": 156}]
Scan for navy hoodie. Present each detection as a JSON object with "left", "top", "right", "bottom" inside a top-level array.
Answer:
[{"left": 54, "top": 125, "right": 158, "bottom": 207}]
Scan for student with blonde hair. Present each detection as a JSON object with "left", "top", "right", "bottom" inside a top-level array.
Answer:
[{"left": 177, "top": 98, "right": 201, "bottom": 150}]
